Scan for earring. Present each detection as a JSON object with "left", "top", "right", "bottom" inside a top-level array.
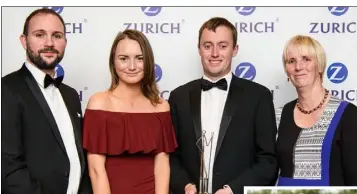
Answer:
[{"left": 287, "top": 77, "right": 290, "bottom": 82}]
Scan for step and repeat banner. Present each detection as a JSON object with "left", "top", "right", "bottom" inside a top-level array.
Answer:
[{"left": 2, "top": 7, "right": 356, "bottom": 112}]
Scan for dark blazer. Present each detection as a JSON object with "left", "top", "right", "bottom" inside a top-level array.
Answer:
[
  {"left": 276, "top": 99, "right": 357, "bottom": 185},
  {"left": 169, "top": 74, "right": 279, "bottom": 194},
  {"left": 1, "top": 64, "right": 92, "bottom": 194}
]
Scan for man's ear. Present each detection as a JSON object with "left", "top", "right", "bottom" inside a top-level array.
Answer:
[
  {"left": 20, "top": 34, "right": 27, "bottom": 50},
  {"left": 232, "top": 44, "right": 239, "bottom": 57}
]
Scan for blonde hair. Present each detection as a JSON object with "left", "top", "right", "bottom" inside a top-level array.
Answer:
[{"left": 282, "top": 35, "right": 327, "bottom": 77}]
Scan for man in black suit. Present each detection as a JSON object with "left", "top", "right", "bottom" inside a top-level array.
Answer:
[
  {"left": 1, "top": 8, "right": 91, "bottom": 194},
  {"left": 169, "top": 17, "right": 278, "bottom": 194}
]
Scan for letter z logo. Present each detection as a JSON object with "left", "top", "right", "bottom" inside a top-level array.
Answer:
[
  {"left": 327, "top": 62, "right": 348, "bottom": 84},
  {"left": 235, "top": 62, "right": 256, "bottom": 81}
]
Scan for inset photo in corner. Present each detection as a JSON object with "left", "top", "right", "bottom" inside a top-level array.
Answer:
[{"left": 244, "top": 187, "right": 357, "bottom": 194}]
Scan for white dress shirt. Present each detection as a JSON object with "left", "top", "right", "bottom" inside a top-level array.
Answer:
[
  {"left": 201, "top": 72, "right": 232, "bottom": 194},
  {"left": 25, "top": 62, "right": 81, "bottom": 194}
]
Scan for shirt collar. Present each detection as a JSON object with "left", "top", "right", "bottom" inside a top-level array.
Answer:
[
  {"left": 202, "top": 71, "right": 233, "bottom": 91},
  {"left": 25, "top": 60, "right": 57, "bottom": 89}
]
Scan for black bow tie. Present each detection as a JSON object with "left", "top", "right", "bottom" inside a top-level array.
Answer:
[
  {"left": 44, "top": 74, "right": 63, "bottom": 88},
  {"left": 201, "top": 78, "right": 228, "bottom": 91}
]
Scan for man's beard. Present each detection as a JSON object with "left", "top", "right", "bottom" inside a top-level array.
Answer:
[{"left": 26, "top": 43, "right": 64, "bottom": 70}]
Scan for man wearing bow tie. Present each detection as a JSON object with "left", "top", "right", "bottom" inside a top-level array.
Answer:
[
  {"left": 169, "top": 17, "right": 278, "bottom": 194},
  {"left": 1, "top": 8, "right": 91, "bottom": 194}
]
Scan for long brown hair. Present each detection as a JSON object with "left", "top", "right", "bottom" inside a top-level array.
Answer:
[{"left": 108, "top": 29, "right": 160, "bottom": 105}]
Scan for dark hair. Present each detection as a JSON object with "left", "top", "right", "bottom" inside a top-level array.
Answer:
[
  {"left": 108, "top": 29, "right": 160, "bottom": 105},
  {"left": 198, "top": 17, "right": 237, "bottom": 48},
  {"left": 23, "top": 8, "right": 66, "bottom": 36}
]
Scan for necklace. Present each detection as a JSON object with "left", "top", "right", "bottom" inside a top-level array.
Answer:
[{"left": 296, "top": 89, "right": 329, "bottom": 114}]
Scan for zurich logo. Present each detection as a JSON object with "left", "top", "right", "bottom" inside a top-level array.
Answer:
[
  {"left": 154, "top": 64, "right": 163, "bottom": 82},
  {"left": 43, "top": 6, "right": 64, "bottom": 14},
  {"left": 141, "top": 7, "right": 162, "bottom": 16},
  {"left": 327, "top": 62, "right": 348, "bottom": 84},
  {"left": 55, "top": 64, "right": 65, "bottom": 78},
  {"left": 235, "top": 62, "right": 256, "bottom": 81},
  {"left": 235, "top": 7, "right": 256, "bottom": 16},
  {"left": 328, "top": 7, "right": 349, "bottom": 16}
]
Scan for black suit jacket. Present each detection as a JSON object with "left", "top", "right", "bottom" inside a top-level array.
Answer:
[
  {"left": 1, "top": 65, "right": 92, "bottom": 194},
  {"left": 169, "top": 74, "right": 278, "bottom": 194}
]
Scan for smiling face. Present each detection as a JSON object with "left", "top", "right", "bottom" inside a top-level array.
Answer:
[
  {"left": 108, "top": 29, "right": 160, "bottom": 104},
  {"left": 114, "top": 38, "right": 145, "bottom": 85},
  {"left": 285, "top": 46, "right": 320, "bottom": 88},
  {"left": 283, "top": 35, "right": 326, "bottom": 90},
  {"left": 20, "top": 13, "right": 67, "bottom": 70},
  {"left": 198, "top": 26, "right": 238, "bottom": 80}
]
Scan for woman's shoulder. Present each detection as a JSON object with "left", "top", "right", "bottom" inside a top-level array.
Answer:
[
  {"left": 86, "top": 91, "right": 110, "bottom": 110},
  {"left": 277, "top": 99, "right": 298, "bottom": 115},
  {"left": 154, "top": 98, "right": 170, "bottom": 113},
  {"left": 275, "top": 99, "right": 297, "bottom": 128}
]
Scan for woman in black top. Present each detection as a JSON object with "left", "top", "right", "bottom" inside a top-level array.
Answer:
[{"left": 276, "top": 35, "right": 357, "bottom": 186}]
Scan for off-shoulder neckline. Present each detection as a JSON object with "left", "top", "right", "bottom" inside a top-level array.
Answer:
[{"left": 85, "top": 109, "right": 170, "bottom": 114}]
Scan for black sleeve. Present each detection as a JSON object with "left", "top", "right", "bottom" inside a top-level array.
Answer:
[
  {"left": 1, "top": 81, "right": 43, "bottom": 194},
  {"left": 228, "top": 88, "right": 279, "bottom": 192},
  {"left": 341, "top": 103, "right": 357, "bottom": 185},
  {"left": 168, "top": 89, "right": 193, "bottom": 193},
  {"left": 70, "top": 87, "right": 92, "bottom": 194}
]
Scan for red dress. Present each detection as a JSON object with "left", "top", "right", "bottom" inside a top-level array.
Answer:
[{"left": 82, "top": 109, "right": 178, "bottom": 194}]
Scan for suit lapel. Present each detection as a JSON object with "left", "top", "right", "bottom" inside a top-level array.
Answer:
[
  {"left": 215, "top": 76, "right": 244, "bottom": 159},
  {"left": 189, "top": 81, "right": 202, "bottom": 149},
  {"left": 20, "top": 65, "right": 67, "bottom": 154},
  {"left": 58, "top": 86, "right": 85, "bottom": 175}
]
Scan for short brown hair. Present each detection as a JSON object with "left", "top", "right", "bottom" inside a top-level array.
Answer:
[
  {"left": 108, "top": 29, "right": 160, "bottom": 105},
  {"left": 198, "top": 17, "right": 237, "bottom": 48},
  {"left": 23, "top": 8, "right": 66, "bottom": 36}
]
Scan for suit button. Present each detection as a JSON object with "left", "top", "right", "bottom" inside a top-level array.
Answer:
[{"left": 64, "top": 172, "right": 69, "bottom": 177}]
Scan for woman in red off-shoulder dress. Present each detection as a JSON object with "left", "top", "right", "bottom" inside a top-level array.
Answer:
[{"left": 82, "top": 29, "right": 177, "bottom": 194}]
